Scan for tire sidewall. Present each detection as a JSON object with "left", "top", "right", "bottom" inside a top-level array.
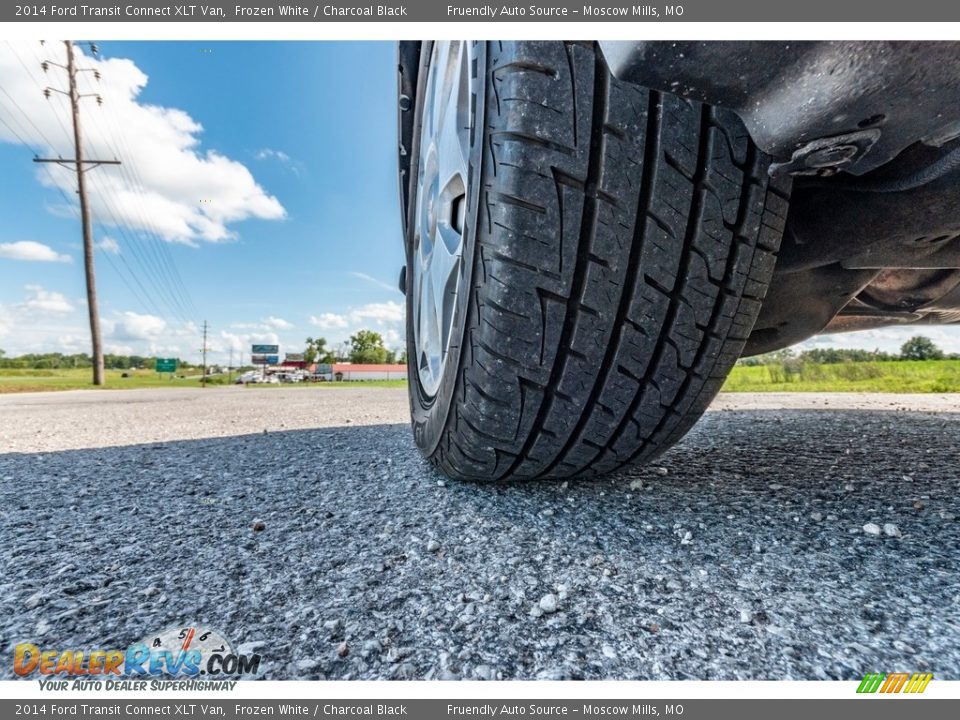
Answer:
[{"left": 405, "top": 41, "right": 486, "bottom": 455}]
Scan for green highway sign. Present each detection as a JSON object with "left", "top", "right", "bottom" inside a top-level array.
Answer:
[{"left": 155, "top": 358, "right": 178, "bottom": 373}]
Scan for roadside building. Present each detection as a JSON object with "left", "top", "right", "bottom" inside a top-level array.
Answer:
[{"left": 331, "top": 363, "right": 407, "bottom": 381}]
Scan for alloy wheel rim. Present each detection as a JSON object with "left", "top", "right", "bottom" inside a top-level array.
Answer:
[{"left": 412, "top": 41, "right": 473, "bottom": 398}]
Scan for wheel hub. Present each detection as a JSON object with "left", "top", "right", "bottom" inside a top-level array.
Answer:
[{"left": 412, "top": 41, "right": 473, "bottom": 397}]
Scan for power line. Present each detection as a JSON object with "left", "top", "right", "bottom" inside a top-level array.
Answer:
[
  {"left": 49, "top": 45, "right": 196, "bottom": 325},
  {"left": 70, "top": 52, "right": 201, "bottom": 323},
  {"left": 63, "top": 100, "right": 196, "bottom": 325},
  {"left": 0, "top": 109, "right": 158, "bottom": 320},
  {"left": 84, "top": 166, "right": 193, "bottom": 325},
  {"left": 84, "top": 133, "right": 194, "bottom": 322},
  {"left": 0, "top": 107, "right": 39, "bottom": 149},
  {"left": 0, "top": 85, "right": 61, "bottom": 152},
  {"left": 89, "top": 90, "right": 201, "bottom": 322},
  {"left": 83, "top": 174, "right": 173, "bottom": 319},
  {"left": 5, "top": 40, "right": 199, "bottom": 328},
  {"left": 4, "top": 40, "right": 74, "bottom": 147}
]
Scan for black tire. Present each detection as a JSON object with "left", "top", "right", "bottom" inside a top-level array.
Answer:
[{"left": 404, "top": 41, "right": 790, "bottom": 480}]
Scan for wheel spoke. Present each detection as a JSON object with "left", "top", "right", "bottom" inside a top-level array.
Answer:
[
  {"left": 436, "top": 57, "right": 468, "bottom": 190},
  {"left": 433, "top": 224, "right": 462, "bottom": 286},
  {"left": 429, "top": 41, "right": 452, "bottom": 139},
  {"left": 418, "top": 273, "right": 434, "bottom": 359},
  {"left": 431, "top": 240, "right": 457, "bottom": 351}
]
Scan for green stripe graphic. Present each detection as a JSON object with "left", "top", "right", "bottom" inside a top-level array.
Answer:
[{"left": 857, "top": 673, "right": 885, "bottom": 693}]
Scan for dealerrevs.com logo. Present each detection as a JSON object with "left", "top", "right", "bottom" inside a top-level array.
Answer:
[{"left": 14, "top": 625, "right": 260, "bottom": 688}]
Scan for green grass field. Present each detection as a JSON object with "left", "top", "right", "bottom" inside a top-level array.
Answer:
[
  {"left": 722, "top": 359, "right": 960, "bottom": 393},
  {"left": 3, "top": 362, "right": 958, "bottom": 394},
  {"left": 0, "top": 368, "right": 203, "bottom": 393},
  {"left": 0, "top": 368, "right": 408, "bottom": 393}
]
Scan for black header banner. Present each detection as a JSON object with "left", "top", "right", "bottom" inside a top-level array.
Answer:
[{"left": 5, "top": 0, "right": 960, "bottom": 22}]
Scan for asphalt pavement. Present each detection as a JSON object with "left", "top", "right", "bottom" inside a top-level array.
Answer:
[{"left": 1, "top": 387, "right": 958, "bottom": 680}]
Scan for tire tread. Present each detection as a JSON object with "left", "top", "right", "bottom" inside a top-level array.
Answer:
[{"left": 425, "top": 41, "right": 790, "bottom": 480}]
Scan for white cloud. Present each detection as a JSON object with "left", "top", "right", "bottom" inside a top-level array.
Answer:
[
  {"left": 0, "top": 294, "right": 210, "bottom": 358},
  {"left": 0, "top": 286, "right": 82, "bottom": 350},
  {"left": 108, "top": 311, "right": 167, "bottom": 341},
  {"left": 56, "top": 334, "right": 87, "bottom": 352},
  {"left": 0, "top": 42, "right": 285, "bottom": 246},
  {"left": 217, "top": 329, "right": 282, "bottom": 359},
  {"left": 350, "top": 300, "right": 405, "bottom": 324},
  {"left": 380, "top": 327, "right": 403, "bottom": 348},
  {"left": 0, "top": 240, "right": 71, "bottom": 263},
  {"left": 255, "top": 147, "right": 302, "bottom": 176},
  {"left": 247, "top": 330, "right": 280, "bottom": 346},
  {"left": 17, "top": 285, "right": 75, "bottom": 314},
  {"left": 97, "top": 236, "right": 121, "bottom": 254},
  {"left": 263, "top": 316, "right": 293, "bottom": 330},
  {"left": 309, "top": 312, "right": 349, "bottom": 330},
  {"left": 307, "top": 301, "right": 407, "bottom": 351},
  {"left": 219, "top": 331, "right": 245, "bottom": 353},
  {"left": 229, "top": 317, "right": 294, "bottom": 333},
  {"left": 256, "top": 148, "right": 291, "bottom": 162},
  {"left": 101, "top": 314, "right": 199, "bottom": 357}
]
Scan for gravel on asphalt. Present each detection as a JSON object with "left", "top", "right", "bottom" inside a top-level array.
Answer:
[{"left": 1, "top": 387, "right": 958, "bottom": 680}]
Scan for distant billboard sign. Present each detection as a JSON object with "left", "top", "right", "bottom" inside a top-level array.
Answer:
[
  {"left": 251, "top": 354, "right": 280, "bottom": 365},
  {"left": 251, "top": 344, "right": 279, "bottom": 354},
  {"left": 155, "top": 358, "right": 177, "bottom": 373},
  {"left": 284, "top": 353, "right": 305, "bottom": 363},
  {"left": 316, "top": 363, "right": 332, "bottom": 375}
]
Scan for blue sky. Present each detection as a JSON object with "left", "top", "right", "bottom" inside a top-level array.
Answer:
[
  {"left": 2, "top": 40, "right": 959, "bottom": 362},
  {"left": 0, "top": 41, "right": 405, "bottom": 363}
]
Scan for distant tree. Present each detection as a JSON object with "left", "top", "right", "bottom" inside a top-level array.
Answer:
[
  {"left": 737, "top": 348, "right": 796, "bottom": 366},
  {"left": 901, "top": 335, "right": 944, "bottom": 361},
  {"left": 800, "top": 347, "right": 896, "bottom": 363},
  {"left": 331, "top": 340, "right": 350, "bottom": 362},
  {"left": 349, "top": 329, "right": 388, "bottom": 364},
  {"left": 104, "top": 354, "right": 132, "bottom": 370},
  {"left": 398, "top": 349, "right": 408, "bottom": 365},
  {"left": 304, "top": 337, "right": 317, "bottom": 364},
  {"left": 304, "top": 336, "right": 334, "bottom": 364},
  {"left": 0, "top": 351, "right": 178, "bottom": 370}
]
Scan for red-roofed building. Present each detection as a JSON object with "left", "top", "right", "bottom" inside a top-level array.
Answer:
[{"left": 331, "top": 363, "right": 407, "bottom": 381}]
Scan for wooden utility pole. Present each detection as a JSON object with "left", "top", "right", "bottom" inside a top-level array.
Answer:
[
  {"left": 35, "top": 41, "right": 120, "bottom": 386},
  {"left": 201, "top": 320, "right": 208, "bottom": 388},
  {"left": 67, "top": 42, "right": 103, "bottom": 385}
]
